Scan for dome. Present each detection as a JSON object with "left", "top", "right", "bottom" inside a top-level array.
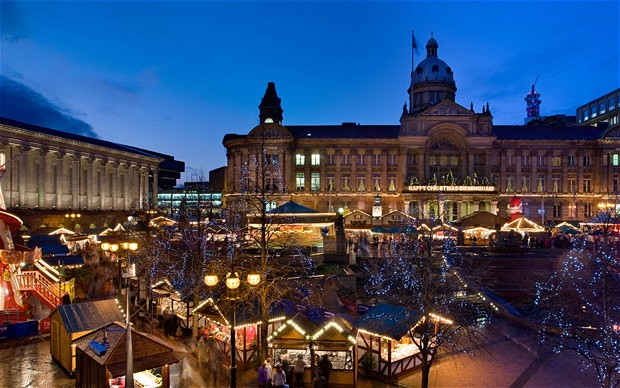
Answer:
[{"left": 412, "top": 35, "right": 455, "bottom": 86}]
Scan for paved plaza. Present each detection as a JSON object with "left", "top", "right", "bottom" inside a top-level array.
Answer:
[{"left": 0, "top": 317, "right": 599, "bottom": 388}]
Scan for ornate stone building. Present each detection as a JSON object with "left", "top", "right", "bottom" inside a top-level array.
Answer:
[
  {"left": 1, "top": 117, "right": 184, "bottom": 230},
  {"left": 223, "top": 36, "right": 620, "bottom": 224}
]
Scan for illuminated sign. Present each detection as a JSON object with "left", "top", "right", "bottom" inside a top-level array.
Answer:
[{"left": 406, "top": 185, "right": 497, "bottom": 192}]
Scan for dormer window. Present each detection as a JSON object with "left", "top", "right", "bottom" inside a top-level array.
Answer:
[{"left": 264, "top": 118, "right": 274, "bottom": 124}]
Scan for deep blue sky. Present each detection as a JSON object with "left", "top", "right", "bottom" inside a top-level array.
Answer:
[{"left": 1, "top": 1, "right": 618, "bottom": 178}]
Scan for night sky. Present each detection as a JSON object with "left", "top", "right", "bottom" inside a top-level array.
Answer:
[{"left": 1, "top": 1, "right": 618, "bottom": 179}]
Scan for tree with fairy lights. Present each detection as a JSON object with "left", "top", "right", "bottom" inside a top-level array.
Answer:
[
  {"left": 362, "top": 210, "right": 491, "bottom": 388},
  {"left": 224, "top": 118, "right": 315, "bottom": 362},
  {"left": 535, "top": 202, "right": 620, "bottom": 387}
]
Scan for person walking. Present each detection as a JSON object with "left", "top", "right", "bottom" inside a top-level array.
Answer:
[
  {"left": 293, "top": 354, "right": 306, "bottom": 388},
  {"left": 317, "top": 354, "right": 333, "bottom": 386},
  {"left": 258, "top": 361, "right": 270, "bottom": 388},
  {"left": 272, "top": 365, "right": 287, "bottom": 388},
  {"left": 312, "top": 371, "right": 327, "bottom": 388}
]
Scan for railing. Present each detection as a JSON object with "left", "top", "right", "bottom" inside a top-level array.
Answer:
[{"left": 16, "top": 271, "right": 63, "bottom": 308}]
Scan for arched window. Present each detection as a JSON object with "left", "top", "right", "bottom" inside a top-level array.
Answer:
[{"left": 431, "top": 65, "right": 439, "bottom": 72}]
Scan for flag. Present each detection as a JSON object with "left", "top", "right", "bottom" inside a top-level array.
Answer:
[{"left": 412, "top": 31, "right": 419, "bottom": 54}]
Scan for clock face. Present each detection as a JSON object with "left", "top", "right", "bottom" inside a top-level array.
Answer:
[{"left": 372, "top": 205, "right": 382, "bottom": 218}]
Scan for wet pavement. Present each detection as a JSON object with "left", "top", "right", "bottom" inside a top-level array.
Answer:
[{"left": 0, "top": 317, "right": 599, "bottom": 388}]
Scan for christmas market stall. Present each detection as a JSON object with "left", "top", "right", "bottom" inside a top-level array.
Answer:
[
  {"left": 151, "top": 279, "right": 194, "bottom": 336},
  {"left": 49, "top": 299, "right": 124, "bottom": 375},
  {"left": 309, "top": 315, "right": 358, "bottom": 387},
  {"left": 74, "top": 321, "right": 186, "bottom": 388},
  {"left": 354, "top": 303, "right": 448, "bottom": 378},
  {"left": 267, "top": 313, "right": 319, "bottom": 386},
  {"left": 192, "top": 298, "right": 286, "bottom": 367}
]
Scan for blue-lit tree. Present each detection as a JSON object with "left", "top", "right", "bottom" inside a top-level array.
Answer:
[
  {"left": 535, "top": 206, "right": 620, "bottom": 388},
  {"left": 363, "top": 219, "right": 491, "bottom": 388}
]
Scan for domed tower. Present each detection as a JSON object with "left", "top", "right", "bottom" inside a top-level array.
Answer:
[{"left": 408, "top": 33, "right": 457, "bottom": 115}]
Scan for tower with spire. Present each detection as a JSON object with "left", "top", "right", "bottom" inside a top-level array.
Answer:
[{"left": 259, "top": 82, "right": 284, "bottom": 125}]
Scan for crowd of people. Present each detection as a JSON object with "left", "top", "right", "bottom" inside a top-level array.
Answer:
[{"left": 257, "top": 353, "right": 333, "bottom": 388}]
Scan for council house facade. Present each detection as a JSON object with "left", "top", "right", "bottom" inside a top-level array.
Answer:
[{"left": 223, "top": 35, "right": 620, "bottom": 224}]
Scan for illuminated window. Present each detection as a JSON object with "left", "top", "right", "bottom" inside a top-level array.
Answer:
[
  {"left": 327, "top": 175, "right": 335, "bottom": 191},
  {"left": 522, "top": 155, "right": 529, "bottom": 167},
  {"left": 521, "top": 176, "right": 530, "bottom": 193},
  {"left": 296, "top": 173, "right": 305, "bottom": 191},
  {"left": 311, "top": 154, "right": 320, "bottom": 166},
  {"left": 583, "top": 178, "right": 592, "bottom": 193},
  {"left": 584, "top": 203, "right": 593, "bottom": 218},
  {"left": 357, "top": 175, "right": 366, "bottom": 192},
  {"left": 450, "top": 156, "right": 459, "bottom": 165},
  {"left": 439, "top": 155, "right": 448, "bottom": 166},
  {"left": 342, "top": 175, "right": 351, "bottom": 191},
  {"left": 609, "top": 98, "right": 616, "bottom": 111},
  {"left": 552, "top": 177, "right": 561, "bottom": 193},
  {"left": 388, "top": 175, "right": 396, "bottom": 191},
  {"left": 613, "top": 154, "right": 619, "bottom": 166},
  {"left": 505, "top": 176, "right": 514, "bottom": 192},
  {"left": 311, "top": 172, "right": 320, "bottom": 191},
  {"left": 583, "top": 109, "right": 589, "bottom": 121},
  {"left": 373, "top": 175, "right": 381, "bottom": 191},
  {"left": 568, "top": 177, "right": 577, "bottom": 193},
  {"left": 296, "top": 154, "right": 305, "bottom": 166},
  {"left": 552, "top": 156, "right": 561, "bottom": 167},
  {"left": 429, "top": 156, "right": 437, "bottom": 166},
  {"left": 537, "top": 176, "right": 545, "bottom": 193},
  {"left": 600, "top": 102, "right": 606, "bottom": 114}
]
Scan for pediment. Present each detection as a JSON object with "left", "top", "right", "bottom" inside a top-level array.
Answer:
[
  {"left": 602, "top": 126, "right": 620, "bottom": 139},
  {"left": 420, "top": 100, "right": 474, "bottom": 116}
]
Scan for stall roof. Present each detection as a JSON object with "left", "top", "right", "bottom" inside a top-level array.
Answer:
[
  {"left": 453, "top": 211, "right": 508, "bottom": 228},
  {"left": 52, "top": 299, "right": 124, "bottom": 334},
  {"left": 74, "top": 321, "right": 186, "bottom": 377},
  {"left": 501, "top": 217, "right": 545, "bottom": 233},
  {"left": 268, "top": 313, "right": 319, "bottom": 342},
  {"left": 354, "top": 304, "right": 420, "bottom": 340},
  {"left": 43, "top": 255, "right": 84, "bottom": 266},
  {"left": 27, "top": 234, "right": 70, "bottom": 255},
  {"left": 193, "top": 298, "right": 287, "bottom": 328},
  {"left": 269, "top": 201, "right": 318, "bottom": 214}
]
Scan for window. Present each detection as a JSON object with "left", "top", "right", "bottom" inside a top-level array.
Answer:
[
  {"left": 311, "top": 154, "right": 320, "bottom": 166},
  {"left": 552, "top": 156, "right": 561, "bottom": 167},
  {"left": 522, "top": 155, "right": 530, "bottom": 167},
  {"left": 538, "top": 155, "right": 546, "bottom": 167},
  {"left": 265, "top": 201, "right": 278, "bottom": 212},
  {"left": 583, "top": 108, "right": 589, "bottom": 121},
  {"left": 327, "top": 175, "right": 335, "bottom": 191},
  {"left": 567, "top": 155, "right": 576, "bottom": 167},
  {"left": 326, "top": 154, "right": 335, "bottom": 166},
  {"left": 357, "top": 154, "right": 365, "bottom": 166},
  {"left": 388, "top": 175, "right": 396, "bottom": 191},
  {"left": 264, "top": 154, "right": 279, "bottom": 165},
  {"left": 583, "top": 178, "right": 592, "bottom": 193},
  {"left": 613, "top": 176, "right": 619, "bottom": 193},
  {"left": 568, "top": 177, "right": 577, "bottom": 193},
  {"left": 613, "top": 153, "right": 619, "bottom": 166},
  {"left": 296, "top": 173, "right": 305, "bottom": 191},
  {"left": 474, "top": 154, "right": 484, "bottom": 166},
  {"left": 583, "top": 155, "right": 591, "bottom": 167},
  {"left": 296, "top": 154, "right": 305, "bottom": 166},
  {"left": 373, "top": 175, "right": 381, "bottom": 191},
  {"left": 450, "top": 156, "right": 459, "bottom": 166},
  {"left": 552, "top": 176, "right": 561, "bottom": 193},
  {"left": 600, "top": 102, "right": 606, "bottom": 114},
  {"left": 506, "top": 176, "right": 514, "bottom": 192},
  {"left": 342, "top": 154, "right": 350, "bottom": 166},
  {"left": 591, "top": 104, "right": 597, "bottom": 118},
  {"left": 429, "top": 156, "right": 437, "bottom": 166},
  {"left": 407, "top": 153, "right": 417, "bottom": 166},
  {"left": 372, "top": 154, "right": 381, "bottom": 166},
  {"left": 553, "top": 203, "right": 562, "bottom": 218},
  {"left": 311, "top": 172, "right": 320, "bottom": 191},
  {"left": 439, "top": 155, "right": 448, "bottom": 166},
  {"left": 521, "top": 176, "right": 530, "bottom": 193},
  {"left": 508, "top": 154, "right": 514, "bottom": 165},
  {"left": 388, "top": 154, "right": 398, "bottom": 166},
  {"left": 357, "top": 175, "right": 366, "bottom": 191},
  {"left": 341, "top": 175, "right": 350, "bottom": 191},
  {"left": 537, "top": 176, "right": 545, "bottom": 193},
  {"left": 584, "top": 203, "right": 593, "bottom": 218},
  {"left": 609, "top": 98, "right": 616, "bottom": 111}
]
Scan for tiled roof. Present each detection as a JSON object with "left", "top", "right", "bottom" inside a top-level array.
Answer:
[
  {"left": 269, "top": 201, "right": 317, "bottom": 214},
  {"left": 493, "top": 125, "right": 603, "bottom": 140},
  {"left": 355, "top": 303, "right": 420, "bottom": 340},
  {"left": 287, "top": 124, "right": 400, "bottom": 139}
]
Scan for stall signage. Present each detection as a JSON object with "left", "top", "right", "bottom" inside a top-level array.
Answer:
[{"left": 406, "top": 185, "right": 496, "bottom": 192}]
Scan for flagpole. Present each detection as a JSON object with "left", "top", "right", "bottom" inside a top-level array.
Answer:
[{"left": 410, "top": 30, "right": 415, "bottom": 114}]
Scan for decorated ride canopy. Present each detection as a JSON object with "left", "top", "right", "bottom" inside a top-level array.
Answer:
[{"left": 501, "top": 217, "right": 545, "bottom": 233}]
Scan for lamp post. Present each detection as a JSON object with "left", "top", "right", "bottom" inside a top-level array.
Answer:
[
  {"left": 204, "top": 271, "right": 261, "bottom": 388},
  {"left": 101, "top": 240, "right": 138, "bottom": 388}
]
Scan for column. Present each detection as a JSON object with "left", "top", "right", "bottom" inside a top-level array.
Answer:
[
  {"left": 37, "top": 149, "right": 47, "bottom": 208},
  {"left": 55, "top": 152, "right": 64, "bottom": 209},
  {"left": 152, "top": 168, "right": 159, "bottom": 208}
]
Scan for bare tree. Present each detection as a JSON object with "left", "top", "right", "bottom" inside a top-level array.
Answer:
[{"left": 535, "top": 198, "right": 620, "bottom": 388}]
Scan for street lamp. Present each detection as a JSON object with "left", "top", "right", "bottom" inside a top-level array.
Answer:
[
  {"left": 101, "top": 239, "right": 139, "bottom": 388},
  {"left": 204, "top": 271, "right": 261, "bottom": 388}
]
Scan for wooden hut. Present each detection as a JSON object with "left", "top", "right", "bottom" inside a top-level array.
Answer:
[
  {"left": 267, "top": 313, "right": 319, "bottom": 386},
  {"left": 151, "top": 279, "right": 194, "bottom": 335},
  {"left": 74, "top": 321, "right": 186, "bottom": 388},
  {"left": 50, "top": 299, "right": 124, "bottom": 375},
  {"left": 311, "top": 315, "right": 358, "bottom": 387}
]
